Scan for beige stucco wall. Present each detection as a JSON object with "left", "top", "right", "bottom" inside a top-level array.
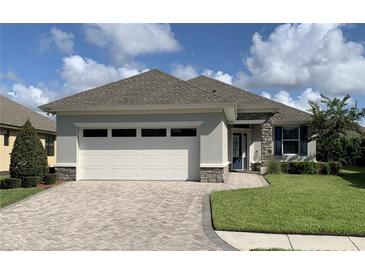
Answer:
[{"left": 0, "top": 128, "right": 56, "bottom": 172}]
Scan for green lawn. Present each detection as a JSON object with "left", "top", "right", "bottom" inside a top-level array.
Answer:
[
  {"left": 0, "top": 187, "right": 43, "bottom": 208},
  {"left": 211, "top": 167, "right": 365, "bottom": 236}
]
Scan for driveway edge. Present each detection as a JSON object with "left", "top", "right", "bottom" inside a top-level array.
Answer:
[
  {"left": 202, "top": 193, "right": 238, "bottom": 251},
  {"left": 0, "top": 181, "right": 72, "bottom": 212}
]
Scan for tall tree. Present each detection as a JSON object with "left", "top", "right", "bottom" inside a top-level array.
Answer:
[
  {"left": 309, "top": 95, "right": 365, "bottom": 162},
  {"left": 10, "top": 119, "right": 49, "bottom": 179}
]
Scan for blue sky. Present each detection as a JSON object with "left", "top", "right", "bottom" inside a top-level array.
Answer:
[{"left": 1, "top": 23, "right": 364, "bottom": 124}]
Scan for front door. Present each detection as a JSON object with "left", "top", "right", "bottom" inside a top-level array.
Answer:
[{"left": 233, "top": 133, "right": 242, "bottom": 169}]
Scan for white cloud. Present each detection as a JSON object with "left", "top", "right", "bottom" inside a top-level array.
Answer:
[
  {"left": 236, "top": 24, "right": 365, "bottom": 95},
  {"left": 261, "top": 88, "right": 322, "bottom": 112},
  {"left": 84, "top": 24, "right": 181, "bottom": 64},
  {"left": 171, "top": 64, "right": 234, "bottom": 84},
  {"left": 61, "top": 55, "right": 146, "bottom": 92},
  {"left": 202, "top": 69, "right": 233, "bottom": 84},
  {"left": 8, "top": 83, "right": 50, "bottom": 109},
  {"left": 40, "top": 27, "right": 74, "bottom": 54},
  {"left": 171, "top": 64, "right": 198, "bottom": 80}
]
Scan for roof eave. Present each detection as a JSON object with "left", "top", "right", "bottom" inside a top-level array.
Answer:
[{"left": 40, "top": 103, "right": 237, "bottom": 113}]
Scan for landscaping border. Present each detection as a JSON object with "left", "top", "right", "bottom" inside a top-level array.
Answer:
[
  {"left": 202, "top": 193, "right": 238, "bottom": 251},
  {"left": 0, "top": 180, "right": 70, "bottom": 212}
]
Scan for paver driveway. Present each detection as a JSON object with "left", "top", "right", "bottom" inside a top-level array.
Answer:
[{"left": 0, "top": 173, "right": 266, "bottom": 251}]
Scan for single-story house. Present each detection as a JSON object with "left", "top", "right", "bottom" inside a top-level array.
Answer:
[
  {"left": 0, "top": 95, "right": 56, "bottom": 173},
  {"left": 40, "top": 69, "right": 315, "bottom": 183}
]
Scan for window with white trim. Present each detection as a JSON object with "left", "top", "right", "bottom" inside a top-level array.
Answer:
[{"left": 282, "top": 127, "right": 299, "bottom": 154}]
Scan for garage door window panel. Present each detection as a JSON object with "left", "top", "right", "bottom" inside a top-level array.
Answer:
[
  {"left": 83, "top": 129, "right": 108, "bottom": 137},
  {"left": 171, "top": 128, "right": 197, "bottom": 137},
  {"left": 141, "top": 128, "right": 167, "bottom": 137},
  {"left": 112, "top": 128, "right": 136, "bottom": 137}
]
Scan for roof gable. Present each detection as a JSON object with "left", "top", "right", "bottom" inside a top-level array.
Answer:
[
  {"left": 40, "top": 69, "right": 231, "bottom": 112},
  {"left": 0, "top": 95, "right": 56, "bottom": 133},
  {"left": 188, "top": 75, "right": 312, "bottom": 124}
]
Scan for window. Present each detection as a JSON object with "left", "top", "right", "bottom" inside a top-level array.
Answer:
[
  {"left": 112, "top": 129, "right": 136, "bottom": 137},
  {"left": 141, "top": 128, "right": 166, "bottom": 137},
  {"left": 171, "top": 128, "right": 197, "bottom": 137},
  {"left": 83, "top": 129, "right": 108, "bottom": 137},
  {"left": 45, "top": 135, "right": 55, "bottom": 156},
  {"left": 3, "top": 129, "right": 9, "bottom": 146},
  {"left": 283, "top": 127, "right": 299, "bottom": 154},
  {"left": 283, "top": 127, "right": 299, "bottom": 139}
]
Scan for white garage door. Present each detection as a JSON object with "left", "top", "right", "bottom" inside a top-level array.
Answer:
[{"left": 78, "top": 128, "right": 200, "bottom": 181}]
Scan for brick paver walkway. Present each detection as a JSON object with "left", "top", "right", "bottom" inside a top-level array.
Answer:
[{"left": 0, "top": 173, "right": 267, "bottom": 250}]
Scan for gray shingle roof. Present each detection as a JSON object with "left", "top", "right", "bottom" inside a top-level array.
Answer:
[
  {"left": 187, "top": 76, "right": 312, "bottom": 124},
  {"left": 39, "top": 69, "right": 311, "bottom": 124},
  {"left": 0, "top": 95, "right": 56, "bottom": 133},
  {"left": 40, "top": 69, "right": 231, "bottom": 112}
]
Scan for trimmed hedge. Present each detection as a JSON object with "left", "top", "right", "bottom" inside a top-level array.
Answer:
[
  {"left": 22, "top": 176, "right": 41, "bottom": 188},
  {"left": 280, "top": 161, "right": 342, "bottom": 175},
  {"left": 0, "top": 178, "right": 22, "bottom": 189},
  {"left": 44, "top": 174, "right": 57, "bottom": 185}
]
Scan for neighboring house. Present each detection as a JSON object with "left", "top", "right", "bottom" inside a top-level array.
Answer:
[
  {"left": 0, "top": 95, "right": 56, "bottom": 172},
  {"left": 40, "top": 69, "right": 315, "bottom": 183}
]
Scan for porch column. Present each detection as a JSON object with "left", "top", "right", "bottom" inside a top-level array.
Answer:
[{"left": 261, "top": 117, "right": 273, "bottom": 167}]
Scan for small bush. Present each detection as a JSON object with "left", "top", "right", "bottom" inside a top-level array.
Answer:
[
  {"left": 22, "top": 176, "right": 40, "bottom": 188},
  {"left": 329, "top": 161, "right": 343, "bottom": 175},
  {"left": 318, "top": 162, "right": 331, "bottom": 175},
  {"left": 280, "top": 162, "right": 289, "bottom": 174},
  {"left": 267, "top": 159, "right": 281, "bottom": 174},
  {"left": 0, "top": 178, "right": 22, "bottom": 189},
  {"left": 44, "top": 174, "right": 57, "bottom": 185},
  {"left": 304, "top": 161, "right": 317, "bottom": 174}
]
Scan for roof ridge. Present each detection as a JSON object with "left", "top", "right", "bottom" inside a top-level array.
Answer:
[{"left": 189, "top": 75, "right": 312, "bottom": 115}]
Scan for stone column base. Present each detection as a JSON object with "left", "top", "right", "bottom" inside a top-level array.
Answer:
[
  {"left": 200, "top": 165, "right": 229, "bottom": 183},
  {"left": 56, "top": 167, "right": 76, "bottom": 181}
]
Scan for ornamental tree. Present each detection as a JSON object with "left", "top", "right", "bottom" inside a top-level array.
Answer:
[
  {"left": 309, "top": 94, "right": 365, "bottom": 163},
  {"left": 10, "top": 119, "right": 49, "bottom": 179}
]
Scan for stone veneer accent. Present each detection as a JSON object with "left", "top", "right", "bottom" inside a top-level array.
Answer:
[
  {"left": 56, "top": 167, "right": 76, "bottom": 181},
  {"left": 200, "top": 165, "right": 229, "bottom": 183},
  {"left": 261, "top": 117, "right": 273, "bottom": 166}
]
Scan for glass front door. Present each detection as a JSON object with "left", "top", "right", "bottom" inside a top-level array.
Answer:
[
  {"left": 233, "top": 133, "right": 242, "bottom": 169},
  {"left": 232, "top": 132, "right": 247, "bottom": 170}
]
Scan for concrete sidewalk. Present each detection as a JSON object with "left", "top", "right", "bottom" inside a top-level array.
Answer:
[{"left": 216, "top": 231, "right": 365, "bottom": 251}]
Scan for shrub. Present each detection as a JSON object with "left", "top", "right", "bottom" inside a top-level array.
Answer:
[
  {"left": 0, "top": 178, "right": 22, "bottom": 189},
  {"left": 267, "top": 159, "right": 281, "bottom": 174},
  {"left": 44, "top": 174, "right": 57, "bottom": 185},
  {"left": 280, "top": 162, "right": 289, "bottom": 174},
  {"left": 303, "top": 161, "right": 317, "bottom": 174},
  {"left": 10, "top": 119, "right": 49, "bottom": 180},
  {"left": 287, "top": 162, "right": 304, "bottom": 174},
  {"left": 329, "top": 161, "right": 343, "bottom": 175},
  {"left": 22, "top": 176, "right": 41, "bottom": 188},
  {"left": 318, "top": 162, "right": 331, "bottom": 175}
]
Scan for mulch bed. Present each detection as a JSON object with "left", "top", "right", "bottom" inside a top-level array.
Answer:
[{"left": 37, "top": 180, "right": 64, "bottom": 190}]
